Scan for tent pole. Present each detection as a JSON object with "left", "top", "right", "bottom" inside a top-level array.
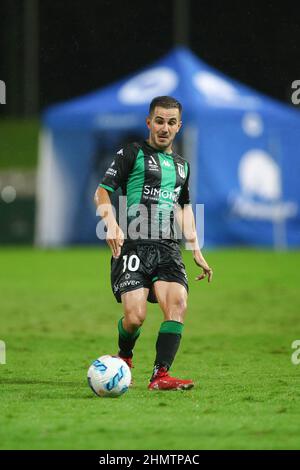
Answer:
[
  {"left": 173, "top": 0, "right": 190, "bottom": 47},
  {"left": 269, "top": 134, "right": 287, "bottom": 251},
  {"left": 23, "top": 0, "right": 39, "bottom": 116},
  {"left": 182, "top": 124, "right": 198, "bottom": 204}
]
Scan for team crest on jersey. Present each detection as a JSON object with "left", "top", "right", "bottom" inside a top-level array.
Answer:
[
  {"left": 177, "top": 163, "right": 185, "bottom": 178},
  {"left": 117, "top": 148, "right": 123, "bottom": 156}
]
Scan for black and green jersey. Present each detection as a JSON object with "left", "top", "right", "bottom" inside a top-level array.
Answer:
[{"left": 99, "top": 140, "right": 190, "bottom": 243}]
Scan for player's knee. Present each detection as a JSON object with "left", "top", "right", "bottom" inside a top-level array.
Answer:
[
  {"left": 125, "top": 310, "right": 145, "bottom": 330},
  {"left": 165, "top": 296, "right": 187, "bottom": 320},
  {"left": 174, "top": 296, "right": 187, "bottom": 314},
  {"left": 127, "top": 316, "right": 144, "bottom": 330}
]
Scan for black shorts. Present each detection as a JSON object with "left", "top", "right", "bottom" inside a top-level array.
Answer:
[{"left": 111, "top": 241, "right": 188, "bottom": 303}]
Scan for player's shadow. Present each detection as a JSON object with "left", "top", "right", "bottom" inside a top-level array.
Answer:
[
  {"left": 1, "top": 378, "right": 94, "bottom": 399},
  {"left": 0, "top": 378, "right": 78, "bottom": 386}
]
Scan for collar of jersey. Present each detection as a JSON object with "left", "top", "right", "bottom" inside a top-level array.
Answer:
[{"left": 144, "top": 140, "right": 174, "bottom": 158}]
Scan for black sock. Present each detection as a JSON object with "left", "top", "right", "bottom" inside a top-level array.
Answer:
[
  {"left": 152, "top": 321, "right": 184, "bottom": 378},
  {"left": 118, "top": 318, "right": 141, "bottom": 358},
  {"left": 154, "top": 333, "right": 182, "bottom": 369}
]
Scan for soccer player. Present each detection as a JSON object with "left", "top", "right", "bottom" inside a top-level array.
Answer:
[{"left": 94, "top": 96, "right": 213, "bottom": 390}]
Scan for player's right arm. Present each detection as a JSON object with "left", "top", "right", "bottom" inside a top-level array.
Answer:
[
  {"left": 94, "top": 186, "right": 124, "bottom": 258},
  {"left": 94, "top": 144, "right": 137, "bottom": 258}
]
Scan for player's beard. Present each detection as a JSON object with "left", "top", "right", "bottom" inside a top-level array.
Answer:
[{"left": 153, "top": 133, "right": 173, "bottom": 152}]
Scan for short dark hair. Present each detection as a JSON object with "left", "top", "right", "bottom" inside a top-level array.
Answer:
[{"left": 149, "top": 96, "right": 182, "bottom": 116}]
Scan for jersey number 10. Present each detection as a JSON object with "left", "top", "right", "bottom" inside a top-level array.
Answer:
[{"left": 122, "top": 255, "right": 140, "bottom": 272}]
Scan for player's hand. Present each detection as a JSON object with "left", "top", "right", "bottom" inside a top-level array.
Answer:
[
  {"left": 106, "top": 224, "right": 124, "bottom": 258},
  {"left": 193, "top": 253, "right": 213, "bottom": 283}
]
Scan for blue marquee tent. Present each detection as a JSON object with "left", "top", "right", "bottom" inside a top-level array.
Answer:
[{"left": 36, "top": 47, "right": 300, "bottom": 248}]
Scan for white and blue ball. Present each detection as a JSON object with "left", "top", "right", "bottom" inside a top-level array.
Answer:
[{"left": 87, "top": 355, "right": 131, "bottom": 397}]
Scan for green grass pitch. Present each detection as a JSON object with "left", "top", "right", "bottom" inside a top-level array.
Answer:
[{"left": 0, "top": 247, "right": 300, "bottom": 450}]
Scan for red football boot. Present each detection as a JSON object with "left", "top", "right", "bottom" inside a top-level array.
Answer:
[
  {"left": 118, "top": 356, "right": 134, "bottom": 386},
  {"left": 148, "top": 366, "right": 194, "bottom": 391}
]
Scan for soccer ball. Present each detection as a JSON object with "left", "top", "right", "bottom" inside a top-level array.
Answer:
[{"left": 87, "top": 355, "right": 131, "bottom": 398}]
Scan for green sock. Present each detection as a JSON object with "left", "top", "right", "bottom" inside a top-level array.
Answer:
[
  {"left": 152, "top": 320, "right": 184, "bottom": 376},
  {"left": 118, "top": 317, "right": 141, "bottom": 358}
]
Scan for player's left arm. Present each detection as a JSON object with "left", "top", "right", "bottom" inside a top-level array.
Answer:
[
  {"left": 176, "top": 162, "right": 213, "bottom": 282},
  {"left": 176, "top": 204, "right": 213, "bottom": 283},
  {"left": 176, "top": 204, "right": 213, "bottom": 282}
]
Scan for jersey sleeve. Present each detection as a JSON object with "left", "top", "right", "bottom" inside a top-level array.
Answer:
[
  {"left": 99, "top": 144, "right": 137, "bottom": 193},
  {"left": 178, "top": 161, "right": 191, "bottom": 207}
]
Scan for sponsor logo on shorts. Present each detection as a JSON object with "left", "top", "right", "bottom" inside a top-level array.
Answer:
[
  {"left": 120, "top": 280, "right": 140, "bottom": 289},
  {"left": 114, "top": 279, "right": 141, "bottom": 293}
]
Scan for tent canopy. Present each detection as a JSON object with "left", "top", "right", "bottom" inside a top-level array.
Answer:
[
  {"left": 43, "top": 46, "right": 297, "bottom": 129},
  {"left": 37, "top": 47, "right": 300, "bottom": 247}
]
